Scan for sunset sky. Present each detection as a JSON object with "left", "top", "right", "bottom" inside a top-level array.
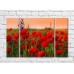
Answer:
[
  {"left": 56, "top": 18, "right": 68, "bottom": 29},
  {"left": 6, "top": 18, "right": 68, "bottom": 29}
]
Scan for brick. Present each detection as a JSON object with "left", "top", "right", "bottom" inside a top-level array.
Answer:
[
  {"left": 29, "top": 58, "right": 37, "bottom": 62},
  {"left": 70, "top": 16, "right": 74, "bottom": 20},
  {"left": 8, "top": 11, "right": 17, "bottom": 16},
  {"left": 69, "top": 25, "right": 74, "bottom": 30},
  {"left": 36, "top": 58, "right": 52, "bottom": 62},
  {"left": 68, "top": 35, "right": 71, "bottom": 39},
  {"left": 0, "top": 16, "right": 5, "bottom": 24},
  {"left": 0, "top": 25, "right": 6, "bottom": 30},
  {"left": 68, "top": 43, "right": 71, "bottom": 48},
  {"left": 69, "top": 39, "right": 74, "bottom": 43},
  {"left": 0, "top": 30, "right": 6, "bottom": 34},
  {"left": 53, "top": 11, "right": 62, "bottom": 16},
  {"left": 3, "top": 44, "right": 6, "bottom": 49},
  {"left": 69, "top": 30, "right": 74, "bottom": 34},
  {"left": 36, "top": 58, "right": 59, "bottom": 62},
  {"left": 19, "top": 58, "right": 30, "bottom": 62},
  {"left": 61, "top": 11, "right": 71, "bottom": 16},
  {"left": 0, "top": 57, "right": 2, "bottom": 62},
  {"left": 26, "top": 15, "right": 41, "bottom": 18},
  {"left": 70, "top": 11, "right": 74, "bottom": 16},
  {"left": 69, "top": 52, "right": 74, "bottom": 57},
  {"left": 69, "top": 21, "right": 74, "bottom": 25},
  {"left": 31, "top": 11, "right": 38, "bottom": 16},
  {"left": 0, "top": 39, "right": 6, "bottom": 44},
  {"left": 5, "top": 58, "right": 16, "bottom": 62},
  {"left": 58, "top": 57, "right": 73, "bottom": 62},
  {"left": 17, "top": 11, "right": 32, "bottom": 16},
  {"left": 48, "top": 11, "right": 54, "bottom": 15},
  {"left": 0, "top": 50, "right": 3, "bottom": 57},
  {"left": 0, "top": 43, "right": 4, "bottom": 48},
  {"left": 69, "top": 48, "right": 74, "bottom": 52},
  {"left": 39, "top": 11, "right": 49, "bottom": 16},
  {"left": 71, "top": 43, "right": 74, "bottom": 47},
  {"left": 0, "top": 34, "right": 5, "bottom": 39},
  {"left": 70, "top": 35, "right": 74, "bottom": 39},
  {"left": 0, "top": 10, "right": 9, "bottom": 15}
]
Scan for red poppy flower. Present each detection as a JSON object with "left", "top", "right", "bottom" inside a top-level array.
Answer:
[
  {"left": 32, "top": 32, "right": 37, "bottom": 37},
  {"left": 32, "top": 39, "right": 36, "bottom": 46},
  {"left": 20, "top": 44, "right": 26, "bottom": 50},
  {"left": 27, "top": 42, "right": 30, "bottom": 47},
  {"left": 56, "top": 49, "right": 63, "bottom": 55},
  {"left": 61, "top": 31, "right": 64, "bottom": 35},
  {"left": 25, "top": 32, "right": 29, "bottom": 38},
  {"left": 39, "top": 35, "right": 47, "bottom": 43},
  {"left": 57, "top": 36, "right": 63, "bottom": 42},
  {"left": 63, "top": 46, "right": 68, "bottom": 50},
  {"left": 7, "top": 35, "right": 12, "bottom": 42},
  {"left": 56, "top": 31, "right": 59, "bottom": 34},
  {"left": 58, "top": 42, "right": 63, "bottom": 46},
  {"left": 13, "top": 39, "right": 18, "bottom": 45},
  {"left": 37, "top": 51, "right": 46, "bottom": 57},
  {"left": 36, "top": 31, "right": 42, "bottom": 37},
  {"left": 13, "top": 32, "right": 19, "bottom": 38},
  {"left": 36, "top": 41, "right": 41, "bottom": 47},
  {"left": 63, "top": 36, "right": 68, "bottom": 42},
  {"left": 20, "top": 29, "right": 29, "bottom": 39},
  {"left": 56, "top": 41, "right": 59, "bottom": 49},
  {"left": 41, "top": 41, "right": 48, "bottom": 48},
  {"left": 56, "top": 41, "right": 63, "bottom": 49},
  {"left": 56, "top": 35, "right": 60, "bottom": 42},
  {"left": 21, "top": 35, "right": 25, "bottom": 40},
  {"left": 46, "top": 31, "right": 53, "bottom": 38},
  {"left": 46, "top": 38, "right": 50, "bottom": 43},
  {"left": 7, "top": 47, "right": 11, "bottom": 53},
  {"left": 29, "top": 48, "right": 39, "bottom": 54},
  {"left": 49, "top": 37, "right": 54, "bottom": 42},
  {"left": 27, "top": 37, "right": 31, "bottom": 46},
  {"left": 20, "top": 29, "right": 28, "bottom": 35},
  {"left": 8, "top": 28, "right": 12, "bottom": 31}
]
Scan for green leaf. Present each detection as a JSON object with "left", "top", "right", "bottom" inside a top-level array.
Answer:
[{"left": 23, "top": 51, "right": 27, "bottom": 57}]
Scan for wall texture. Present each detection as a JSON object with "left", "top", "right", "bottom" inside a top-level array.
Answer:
[{"left": 0, "top": 10, "right": 74, "bottom": 63}]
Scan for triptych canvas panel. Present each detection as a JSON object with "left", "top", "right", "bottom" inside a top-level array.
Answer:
[
  {"left": 7, "top": 18, "right": 19, "bottom": 57},
  {"left": 6, "top": 18, "right": 68, "bottom": 57}
]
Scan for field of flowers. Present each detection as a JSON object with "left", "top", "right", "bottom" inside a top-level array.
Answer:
[
  {"left": 7, "top": 28, "right": 19, "bottom": 57},
  {"left": 7, "top": 28, "right": 54, "bottom": 57},
  {"left": 56, "top": 30, "right": 68, "bottom": 57},
  {"left": 20, "top": 29, "right": 54, "bottom": 57},
  {"left": 6, "top": 28, "right": 68, "bottom": 57}
]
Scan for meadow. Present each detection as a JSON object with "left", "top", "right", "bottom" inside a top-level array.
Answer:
[
  {"left": 7, "top": 29, "right": 19, "bottom": 57},
  {"left": 56, "top": 29, "right": 68, "bottom": 57},
  {"left": 6, "top": 28, "right": 68, "bottom": 57}
]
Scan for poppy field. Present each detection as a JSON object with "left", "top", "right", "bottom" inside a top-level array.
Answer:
[
  {"left": 7, "top": 29, "right": 19, "bottom": 57},
  {"left": 6, "top": 18, "right": 68, "bottom": 57},
  {"left": 20, "top": 29, "right": 54, "bottom": 57},
  {"left": 56, "top": 30, "right": 68, "bottom": 57}
]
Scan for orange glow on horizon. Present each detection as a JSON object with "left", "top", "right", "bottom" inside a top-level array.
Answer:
[
  {"left": 6, "top": 18, "right": 68, "bottom": 29},
  {"left": 23, "top": 18, "right": 54, "bottom": 29},
  {"left": 56, "top": 18, "right": 68, "bottom": 29},
  {"left": 7, "top": 18, "right": 18, "bottom": 29}
]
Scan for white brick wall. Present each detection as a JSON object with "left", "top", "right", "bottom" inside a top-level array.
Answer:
[{"left": 0, "top": 10, "right": 74, "bottom": 63}]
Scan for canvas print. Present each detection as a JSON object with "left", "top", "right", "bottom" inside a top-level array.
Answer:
[
  {"left": 6, "top": 18, "right": 19, "bottom": 57},
  {"left": 55, "top": 18, "right": 68, "bottom": 57},
  {"left": 6, "top": 18, "right": 68, "bottom": 57},
  {"left": 20, "top": 18, "right": 54, "bottom": 57}
]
